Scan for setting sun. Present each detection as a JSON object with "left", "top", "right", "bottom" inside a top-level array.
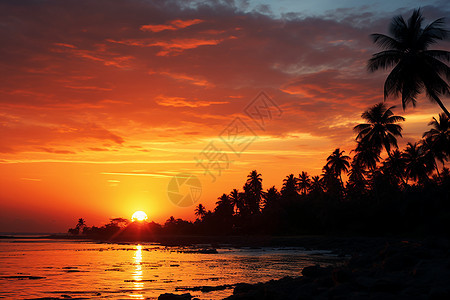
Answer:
[{"left": 131, "top": 211, "right": 148, "bottom": 222}]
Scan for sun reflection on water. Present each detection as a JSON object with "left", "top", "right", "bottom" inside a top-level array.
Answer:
[{"left": 130, "top": 244, "right": 144, "bottom": 299}]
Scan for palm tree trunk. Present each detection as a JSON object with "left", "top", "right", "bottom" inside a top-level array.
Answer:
[
  {"left": 339, "top": 174, "right": 346, "bottom": 199},
  {"left": 431, "top": 93, "right": 450, "bottom": 119},
  {"left": 435, "top": 162, "right": 441, "bottom": 179}
]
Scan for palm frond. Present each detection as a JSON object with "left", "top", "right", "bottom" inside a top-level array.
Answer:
[
  {"left": 371, "top": 34, "right": 402, "bottom": 50},
  {"left": 367, "top": 50, "right": 402, "bottom": 72},
  {"left": 423, "top": 50, "right": 450, "bottom": 62},
  {"left": 390, "top": 15, "right": 408, "bottom": 41},
  {"left": 386, "top": 115, "right": 406, "bottom": 123},
  {"left": 419, "top": 17, "right": 449, "bottom": 48},
  {"left": 383, "top": 64, "right": 404, "bottom": 99},
  {"left": 422, "top": 54, "right": 450, "bottom": 81}
]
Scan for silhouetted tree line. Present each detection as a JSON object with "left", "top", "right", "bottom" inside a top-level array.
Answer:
[
  {"left": 189, "top": 106, "right": 450, "bottom": 236},
  {"left": 68, "top": 9, "right": 450, "bottom": 240},
  {"left": 69, "top": 107, "right": 449, "bottom": 239}
]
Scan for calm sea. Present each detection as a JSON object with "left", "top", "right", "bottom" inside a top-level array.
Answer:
[{"left": 0, "top": 238, "right": 341, "bottom": 299}]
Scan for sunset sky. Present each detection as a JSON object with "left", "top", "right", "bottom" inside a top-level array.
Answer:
[{"left": 1, "top": 0, "right": 449, "bottom": 233}]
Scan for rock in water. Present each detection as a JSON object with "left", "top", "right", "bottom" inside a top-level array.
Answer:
[{"left": 158, "top": 293, "right": 193, "bottom": 300}]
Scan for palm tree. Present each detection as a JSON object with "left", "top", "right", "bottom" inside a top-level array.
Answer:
[
  {"left": 247, "top": 170, "right": 263, "bottom": 191},
  {"left": 321, "top": 165, "right": 340, "bottom": 193},
  {"left": 281, "top": 174, "right": 298, "bottom": 197},
  {"left": 354, "top": 102, "right": 405, "bottom": 157},
  {"left": 297, "top": 171, "right": 311, "bottom": 195},
  {"left": 353, "top": 142, "right": 381, "bottom": 171},
  {"left": 216, "top": 194, "right": 230, "bottom": 207},
  {"left": 262, "top": 186, "right": 280, "bottom": 210},
  {"left": 423, "top": 113, "right": 450, "bottom": 168},
  {"left": 347, "top": 160, "right": 367, "bottom": 190},
  {"left": 326, "top": 148, "right": 351, "bottom": 189},
  {"left": 310, "top": 176, "right": 324, "bottom": 195},
  {"left": 402, "top": 142, "right": 434, "bottom": 185},
  {"left": 420, "top": 137, "right": 442, "bottom": 177},
  {"left": 382, "top": 149, "right": 407, "bottom": 186},
  {"left": 244, "top": 170, "right": 263, "bottom": 214},
  {"left": 229, "top": 189, "right": 241, "bottom": 215},
  {"left": 215, "top": 194, "right": 234, "bottom": 218},
  {"left": 368, "top": 9, "right": 450, "bottom": 117},
  {"left": 194, "top": 204, "right": 206, "bottom": 220},
  {"left": 75, "top": 218, "right": 86, "bottom": 234}
]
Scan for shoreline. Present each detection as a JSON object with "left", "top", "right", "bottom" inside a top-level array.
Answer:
[
  {"left": 155, "top": 236, "right": 450, "bottom": 299},
  {"left": 1, "top": 233, "right": 438, "bottom": 251},
  {"left": 0, "top": 234, "right": 421, "bottom": 252}
]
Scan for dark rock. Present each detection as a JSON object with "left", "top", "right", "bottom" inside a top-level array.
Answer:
[
  {"left": 332, "top": 268, "right": 352, "bottom": 284},
  {"left": 233, "top": 283, "right": 255, "bottom": 295},
  {"left": 328, "top": 283, "right": 353, "bottom": 298},
  {"left": 383, "top": 253, "right": 418, "bottom": 272},
  {"left": 158, "top": 293, "right": 192, "bottom": 300},
  {"left": 429, "top": 286, "right": 450, "bottom": 299},
  {"left": 370, "top": 278, "right": 403, "bottom": 293},
  {"left": 302, "top": 265, "right": 329, "bottom": 278},
  {"left": 226, "top": 239, "right": 450, "bottom": 300},
  {"left": 370, "top": 292, "right": 398, "bottom": 300}
]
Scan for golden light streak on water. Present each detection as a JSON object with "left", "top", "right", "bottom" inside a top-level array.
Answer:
[{"left": 130, "top": 245, "right": 144, "bottom": 299}]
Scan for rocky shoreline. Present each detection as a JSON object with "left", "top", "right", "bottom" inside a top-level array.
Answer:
[{"left": 158, "top": 237, "right": 450, "bottom": 300}]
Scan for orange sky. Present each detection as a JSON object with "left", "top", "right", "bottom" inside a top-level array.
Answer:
[{"left": 0, "top": 0, "right": 449, "bottom": 233}]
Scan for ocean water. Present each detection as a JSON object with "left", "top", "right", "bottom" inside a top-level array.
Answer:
[{"left": 0, "top": 238, "right": 342, "bottom": 299}]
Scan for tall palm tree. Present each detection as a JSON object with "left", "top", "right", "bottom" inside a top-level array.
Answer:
[
  {"left": 354, "top": 102, "right": 405, "bottom": 157},
  {"left": 347, "top": 160, "right": 367, "bottom": 189},
  {"left": 76, "top": 218, "right": 85, "bottom": 230},
  {"left": 353, "top": 142, "right": 381, "bottom": 171},
  {"left": 310, "top": 176, "right": 324, "bottom": 195},
  {"left": 402, "top": 142, "right": 434, "bottom": 185},
  {"left": 423, "top": 113, "right": 450, "bottom": 167},
  {"left": 321, "top": 165, "right": 340, "bottom": 193},
  {"left": 281, "top": 174, "right": 298, "bottom": 197},
  {"left": 326, "top": 148, "right": 351, "bottom": 189},
  {"left": 382, "top": 149, "right": 407, "bottom": 186},
  {"left": 420, "top": 137, "right": 442, "bottom": 177},
  {"left": 216, "top": 194, "right": 230, "bottom": 207},
  {"left": 247, "top": 170, "right": 263, "bottom": 191},
  {"left": 262, "top": 186, "right": 280, "bottom": 210},
  {"left": 245, "top": 170, "right": 263, "bottom": 214},
  {"left": 368, "top": 9, "right": 450, "bottom": 117},
  {"left": 297, "top": 171, "right": 311, "bottom": 195},
  {"left": 215, "top": 194, "right": 234, "bottom": 218},
  {"left": 229, "top": 189, "right": 241, "bottom": 215},
  {"left": 194, "top": 204, "right": 206, "bottom": 220}
]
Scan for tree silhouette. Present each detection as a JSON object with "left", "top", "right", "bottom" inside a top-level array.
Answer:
[
  {"left": 76, "top": 218, "right": 86, "bottom": 234},
  {"left": 281, "top": 174, "right": 298, "bottom": 198},
  {"left": 244, "top": 170, "right": 263, "bottom": 214},
  {"left": 347, "top": 160, "right": 367, "bottom": 192},
  {"left": 420, "top": 137, "right": 442, "bottom": 177},
  {"left": 215, "top": 194, "right": 234, "bottom": 219},
  {"left": 310, "top": 176, "right": 324, "bottom": 195},
  {"left": 194, "top": 203, "right": 206, "bottom": 220},
  {"left": 402, "top": 142, "right": 434, "bottom": 185},
  {"left": 326, "top": 148, "right": 350, "bottom": 190},
  {"left": 321, "top": 165, "right": 340, "bottom": 194},
  {"left": 354, "top": 102, "right": 405, "bottom": 157},
  {"left": 298, "top": 171, "right": 311, "bottom": 195},
  {"left": 423, "top": 113, "right": 450, "bottom": 168},
  {"left": 262, "top": 186, "right": 280, "bottom": 210},
  {"left": 229, "top": 189, "right": 242, "bottom": 215},
  {"left": 382, "top": 149, "right": 407, "bottom": 186},
  {"left": 368, "top": 8, "right": 450, "bottom": 117},
  {"left": 353, "top": 142, "right": 381, "bottom": 172}
]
